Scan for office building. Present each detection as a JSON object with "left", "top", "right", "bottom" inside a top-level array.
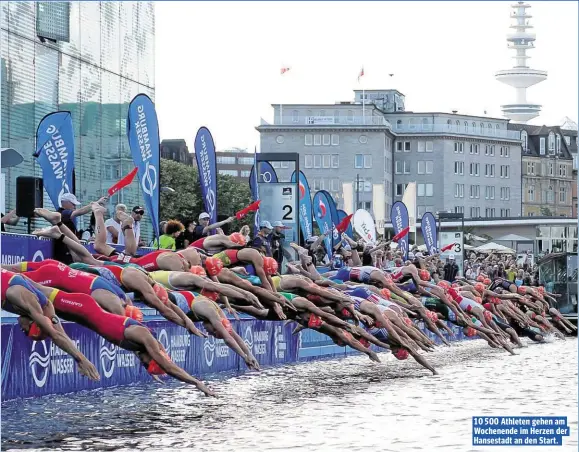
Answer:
[
  {"left": 510, "top": 124, "right": 575, "bottom": 217},
  {"left": 161, "top": 139, "right": 193, "bottom": 165},
  {"left": 257, "top": 89, "right": 522, "bottom": 221},
  {"left": 1, "top": 2, "right": 155, "bottom": 238}
]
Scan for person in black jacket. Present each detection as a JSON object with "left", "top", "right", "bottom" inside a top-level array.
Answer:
[{"left": 442, "top": 254, "right": 459, "bottom": 282}]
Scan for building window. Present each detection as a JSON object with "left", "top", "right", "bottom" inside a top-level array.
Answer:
[
  {"left": 418, "top": 161, "right": 425, "bottom": 174},
  {"left": 469, "top": 163, "right": 480, "bottom": 176},
  {"left": 314, "top": 134, "right": 322, "bottom": 146},
  {"left": 313, "top": 155, "right": 322, "bottom": 168},
  {"left": 488, "top": 123, "right": 493, "bottom": 135},
  {"left": 330, "top": 178, "right": 339, "bottom": 191},
  {"left": 425, "top": 161, "right": 433, "bottom": 174},
  {"left": 331, "top": 154, "right": 339, "bottom": 168},
  {"left": 305, "top": 134, "right": 313, "bottom": 146},
  {"left": 396, "top": 120, "right": 402, "bottom": 130},
  {"left": 495, "top": 124, "right": 500, "bottom": 135},
  {"left": 454, "top": 183, "right": 464, "bottom": 198},
  {"left": 559, "top": 164, "right": 567, "bottom": 177},
  {"left": 238, "top": 157, "right": 255, "bottom": 165},
  {"left": 547, "top": 187, "right": 554, "bottom": 203},
  {"left": 556, "top": 134, "right": 561, "bottom": 152},
  {"left": 240, "top": 170, "right": 251, "bottom": 178},
  {"left": 425, "top": 183, "right": 433, "bottom": 196},
  {"left": 500, "top": 187, "right": 510, "bottom": 200},
  {"left": 322, "top": 154, "right": 331, "bottom": 168},
  {"left": 355, "top": 154, "right": 364, "bottom": 168},
  {"left": 455, "top": 120, "right": 460, "bottom": 130},
  {"left": 521, "top": 131, "right": 528, "bottom": 152},
  {"left": 408, "top": 118, "right": 416, "bottom": 130},
  {"left": 216, "top": 156, "right": 236, "bottom": 164},
  {"left": 470, "top": 143, "right": 479, "bottom": 155},
  {"left": 334, "top": 110, "right": 340, "bottom": 122},
  {"left": 395, "top": 162, "right": 402, "bottom": 174},
  {"left": 347, "top": 110, "right": 354, "bottom": 122},
  {"left": 470, "top": 207, "right": 481, "bottom": 217},
  {"left": 446, "top": 119, "right": 452, "bottom": 131},
  {"left": 417, "top": 183, "right": 425, "bottom": 197},
  {"left": 480, "top": 123, "right": 484, "bottom": 134},
  {"left": 504, "top": 146, "right": 510, "bottom": 158},
  {"left": 425, "top": 141, "right": 433, "bottom": 153},
  {"left": 454, "top": 142, "right": 464, "bottom": 153},
  {"left": 472, "top": 122, "right": 476, "bottom": 132},
  {"left": 418, "top": 142, "right": 425, "bottom": 153},
  {"left": 331, "top": 134, "right": 339, "bottom": 146},
  {"left": 404, "top": 161, "right": 410, "bottom": 174},
  {"left": 396, "top": 142, "right": 403, "bottom": 152},
  {"left": 422, "top": 118, "right": 430, "bottom": 131},
  {"left": 364, "top": 155, "right": 372, "bottom": 168},
  {"left": 540, "top": 137, "right": 546, "bottom": 154},
  {"left": 359, "top": 135, "right": 368, "bottom": 144},
  {"left": 36, "top": 2, "right": 71, "bottom": 42},
  {"left": 548, "top": 162, "right": 554, "bottom": 176},
  {"left": 454, "top": 206, "right": 464, "bottom": 214},
  {"left": 454, "top": 161, "right": 464, "bottom": 175},
  {"left": 323, "top": 134, "right": 331, "bottom": 146},
  {"left": 500, "top": 165, "right": 510, "bottom": 178},
  {"left": 485, "top": 208, "right": 495, "bottom": 218},
  {"left": 219, "top": 169, "right": 239, "bottom": 177},
  {"left": 548, "top": 132, "right": 555, "bottom": 152},
  {"left": 565, "top": 136, "right": 571, "bottom": 146},
  {"left": 304, "top": 155, "right": 313, "bottom": 168},
  {"left": 485, "top": 145, "right": 489, "bottom": 156},
  {"left": 485, "top": 186, "right": 495, "bottom": 200},
  {"left": 559, "top": 186, "right": 567, "bottom": 203},
  {"left": 464, "top": 121, "right": 468, "bottom": 133},
  {"left": 395, "top": 183, "right": 406, "bottom": 196},
  {"left": 404, "top": 142, "right": 411, "bottom": 152},
  {"left": 292, "top": 110, "right": 299, "bottom": 123},
  {"left": 528, "top": 185, "right": 535, "bottom": 202},
  {"left": 490, "top": 145, "right": 495, "bottom": 156},
  {"left": 527, "top": 161, "right": 535, "bottom": 175},
  {"left": 469, "top": 185, "right": 480, "bottom": 198}
]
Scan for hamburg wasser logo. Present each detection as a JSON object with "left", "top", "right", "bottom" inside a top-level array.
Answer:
[
  {"left": 204, "top": 335, "right": 216, "bottom": 367},
  {"left": 100, "top": 337, "right": 117, "bottom": 379},
  {"left": 29, "top": 340, "right": 50, "bottom": 388},
  {"left": 158, "top": 329, "right": 170, "bottom": 355},
  {"left": 243, "top": 325, "right": 268, "bottom": 356},
  {"left": 243, "top": 326, "right": 253, "bottom": 349}
]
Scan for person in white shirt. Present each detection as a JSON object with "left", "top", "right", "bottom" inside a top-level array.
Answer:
[
  {"left": 130, "top": 206, "right": 145, "bottom": 246},
  {"left": 105, "top": 204, "right": 127, "bottom": 245}
]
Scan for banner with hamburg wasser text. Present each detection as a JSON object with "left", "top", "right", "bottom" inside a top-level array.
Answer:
[
  {"left": 420, "top": 211, "right": 438, "bottom": 255},
  {"left": 194, "top": 127, "right": 218, "bottom": 225},
  {"left": 313, "top": 190, "right": 335, "bottom": 260},
  {"left": 291, "top": 170, "right": 313, "bottom": 241},
  {"left": 126, "top": 94, "right": 161, "bottom": 240},
  {"left": 34, "top": 111, "right": 75, "bottom": 209},
  {"left": 391, "top": 201, "right": 410, "bottom": 260}
]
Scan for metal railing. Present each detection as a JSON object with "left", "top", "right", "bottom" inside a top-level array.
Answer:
[{"left": 393, "top": 123, "right": 521, "bottom": 140}]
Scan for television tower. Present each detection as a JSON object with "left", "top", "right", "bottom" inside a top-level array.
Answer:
[{"left": 495, "top": 2, "right": 547, "bottom": 123}]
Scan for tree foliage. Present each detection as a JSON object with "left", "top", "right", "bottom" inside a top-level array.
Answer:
[{"left": 159, "top": 158, "right": 253, "bottom": 230}]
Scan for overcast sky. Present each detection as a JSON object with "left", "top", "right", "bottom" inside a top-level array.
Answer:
[{"left": 155, "top": 1, "right": 578, "bottom": 151}]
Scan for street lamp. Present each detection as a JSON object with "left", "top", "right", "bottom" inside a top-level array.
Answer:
[{"left": 161, "top": 186, "right": 175, "bottom": 193}]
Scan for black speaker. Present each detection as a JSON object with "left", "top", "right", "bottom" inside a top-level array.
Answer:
[{"left": 16, "top": 176, "right": 43, "bottom": 218}]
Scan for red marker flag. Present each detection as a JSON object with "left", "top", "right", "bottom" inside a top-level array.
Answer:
[
  {"left": 392, "top": 226, "right": 410, "bottom": 243},
  {"left": 107, "top": 167, "right": 138, "bottom": 196},
  {"left": 441, "top": 243, "right": 456, "bottom": 252},
  {"left": 236, "top": 200, "right": 261, "bottom": 220},
  {"left": 335, "top": 214, "right": 353, "bottom": 234}
]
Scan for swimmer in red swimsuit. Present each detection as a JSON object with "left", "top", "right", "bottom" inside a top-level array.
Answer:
[
  {"left": 1, "top": 269, "right": 100, "bottom": 381},
  {"left": 210, "top": 248, "right": 276, "bottom": 291},
  {"left": 20, "top": 284, "right": 215, "bottom": 396},
  {"left": 4, "top": 260, "right": 129, "bottom": 316}
]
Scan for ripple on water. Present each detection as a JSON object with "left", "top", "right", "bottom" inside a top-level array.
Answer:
[{"left": 1, "top": 339, "right": 577, "bottom": 452}]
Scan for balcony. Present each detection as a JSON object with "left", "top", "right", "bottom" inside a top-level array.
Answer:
[
  {"left": 265, "top": 116, "right": 392, "bottom": 127},
  {"left": 393, "top": 123, "right": 521, "bottom": 140}
]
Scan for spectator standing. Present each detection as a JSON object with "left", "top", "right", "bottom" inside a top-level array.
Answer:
[
  {"left": 250, "top": 221, "right": 273, "bottom": 256},
  {"left": 443, "top": 254, "right": 459, "bottom": 282},
  {"left": 130, "top": 206, "right": 145, "bottom": 246},
  {"left": 153, "top": 220, "right": 184, "bottom": 250},
  {"left": 177, "top": 220, "right": 197, "bottom": 249},
  {"left": 193, "top": 212, "right": 235, "bottom": 242},
  {"left": 270, "top": 221, "right": 290, "bottom": 269}
]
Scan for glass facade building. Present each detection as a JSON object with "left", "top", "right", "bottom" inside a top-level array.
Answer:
[{"left": 1, "top": 2, "right": 155, "bottom": 241}]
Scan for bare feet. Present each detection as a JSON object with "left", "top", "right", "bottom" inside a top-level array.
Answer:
[
  {"left": 34, "top": 208, "right": 61, "bottom": 225},
  {"left": 32, "top": 225, "right": 63, "bottom": 239},
  {"left": 117, "top": 211, "right": 134, "bottom": 227},
  {"left": 91, "top": 202, "right": 107, "bottom": 215}
]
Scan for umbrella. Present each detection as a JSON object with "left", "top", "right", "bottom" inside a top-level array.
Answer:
[
  {"left": 474, "top": 242, "right": 515, "bottom": 254},
  {"left": 1, "top": 148, "right": 23, "bottom": 169},
  {"left": 494, "top": 233, "right": 533, "bottom": 242}
]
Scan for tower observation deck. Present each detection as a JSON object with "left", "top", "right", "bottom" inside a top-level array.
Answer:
[{"left": 495, "top": 2, "right": 547, "bottom": 123}]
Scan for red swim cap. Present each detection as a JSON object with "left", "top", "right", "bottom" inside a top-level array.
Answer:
[
  {"left": 204, "top": 257, "right": 223, "bottom": 277},
  {"left": 307, "top": 313, "right": 323, "bottom": 329},
  {"left": 393, "top": 348, "right": 409, "bottom": 360},
  {"left": 200, "top": 288, "right": 219, "bottom": 301},
  {"left": 483, "top": 310, "right": 493, "bottom": 323},
  {"left": 358, "top": 337, "right": 371, "bottom": 348},
  {"left": 474, "top": 296, "right": 482, "bottom": 304},
  {"left": 537, "top": 286, "right": 545, "bottom": 294},
  {"left": 419, "top": 269, "right": 431, "bottom": 281},
  {"left": 380, "top": 288, "right": 391, "bottom": 299},
  {"left": 447, "top": 287, "right": 460, "bottom": 301},
  {"left": 437, "top": 281, "right": 451, "bottom": 290},
  {"left": 27, "top": 322, "right": 48, "bottom": 341},
  {"left": 125, "top": 305, "right": 144, "bottom": 322},
  {"left": 477, "top": 275, "right": 485, "bottom": 282},
  {"left": 229, "top": 232, "right": 246, "bottom": 246},
  {"left": 263, "top": 257, "right": 279, "bottom": 275},
  {"left": 483, "top": 303, "right": 492, "bottom": 311},
  {"left": 404, "top": 317, "right": 413, "bottom": 327},
  {"left": 517, "top": 286, "right": 527, "bottom": 295},
  {"left": 464, "top": 327, "right": 477, "bottom": 337},
  {"left": 474, "top": 283, "right": 485, "bottom": 293},
  {"left": 221, "top": 317, "right": 233, "bottom": 334},
  {"left": 147, "top": 349, "right": 171, "bottom": 376},
  {"left": 483, "top": 278, "right": 491, "bottom": 285},
  {"left": 153, "top": 284, "right": 169, "bottom": 305},
  {"left": 341, "top": 307, "right": 352, "bottom": 318},
  {"left": 189, "top": 265, "right": 207, "bottom": 277}
]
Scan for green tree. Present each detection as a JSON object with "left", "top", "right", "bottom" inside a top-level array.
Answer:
[
  {"left": 540, "top": 206, "right": 553, "bottom": 216},
  {"left": 159, "top": 158, "right": 254, "bottom": 230}
]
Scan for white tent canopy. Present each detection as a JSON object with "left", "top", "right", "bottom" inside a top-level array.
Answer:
[
  {"left": 474, "top": 242, "right": 515, "bottom": 254},
  {"left": 494, "top": 233, "right": 533, "bottom": 242}
]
